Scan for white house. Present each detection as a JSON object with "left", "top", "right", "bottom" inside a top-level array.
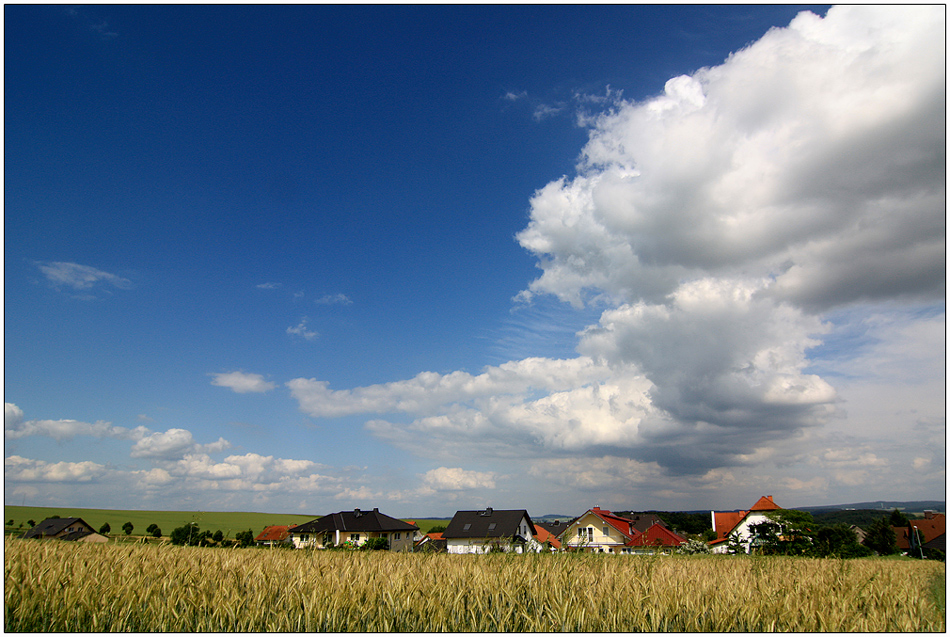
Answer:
[
  {"left": 442, "top": 508, "right": 541, "bottom": 554},
  {"left": 708, "top": 495, "right": 782, "bottom": 554}
]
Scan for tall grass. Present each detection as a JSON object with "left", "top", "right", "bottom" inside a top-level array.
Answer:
[{"left": 5, "top": 538, "right": 944, "bottom": 632}]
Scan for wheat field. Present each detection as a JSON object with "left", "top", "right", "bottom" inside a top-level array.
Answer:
[{"left": 5, "top": 538, "right": 945, "bottom": 632}]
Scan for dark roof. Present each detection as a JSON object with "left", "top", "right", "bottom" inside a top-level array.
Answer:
[
  {"left": 60, "top": 529, "right": 99, "bottom": 542},
  {"left": 923, "top": 533, "right": 945, "bottom": 551},
  {"left": 442, "top": 509, "right": 535, "bottom": 539},
  {"left": 289, "top": 509, "right": 418, "bottom": 535},
  {"left": 536, "top": 519, "right": 577, "bottom": 537},
  {"left": 22, "top": 517, "right": 92, "bottom": 539},
  {"left": 625, "top": 514, "right": 667, "bottom": 534}
]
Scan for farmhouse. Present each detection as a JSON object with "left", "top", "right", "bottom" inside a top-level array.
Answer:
[
  {"left": 442, "top": 508, "right": 540, "bottom": 554},
  {"left": 255, "top": 525, "right": 292, "bottom": 547},
  {"left": 708, "top": 495, "right": 782, "bottom": 554},
  {"left": 287, "top": 508, "right": 418, "bottom": 552},
  {"left": 21, "top": 517, "right": 108, "bottom": 543}
]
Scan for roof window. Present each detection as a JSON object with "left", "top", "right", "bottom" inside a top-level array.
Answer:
[{"left": 463, "top": 523, "right": 471, "bottom": 531}]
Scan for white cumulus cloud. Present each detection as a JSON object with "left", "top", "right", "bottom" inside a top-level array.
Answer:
[{"left": 210, "top": 371, "right": 277, "bottom": 394}]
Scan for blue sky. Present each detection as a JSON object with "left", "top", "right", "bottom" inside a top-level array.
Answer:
[{"left": 5, "top": 5, "right": 945, "bottom": 517}]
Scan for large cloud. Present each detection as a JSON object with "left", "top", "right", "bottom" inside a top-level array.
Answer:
[{"left": 288, "top": 6, "right": 944, "bottom": 491}]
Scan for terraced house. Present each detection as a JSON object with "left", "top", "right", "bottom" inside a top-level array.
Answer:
[{"left": 287, "top": 508, "right": 418, "bottom": 552}]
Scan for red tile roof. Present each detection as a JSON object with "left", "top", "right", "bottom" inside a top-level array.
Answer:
[
  {"left": 626, "top": 522, "right": 686, "bottom": 547},
  {"left": 588, "top": 507, "right": 638, "bottom": 541},
  {"left": 255, "top": 525, "right": 290, "bottom": 542},
  {"left": 894, "top": 514, "right": 945, "bottom": 550},
  {"left": 533, "top": 525, "right": 561, "bottom": 549},
  {"left": 713, "top": 496, "right": 783, "bottom": 540}
]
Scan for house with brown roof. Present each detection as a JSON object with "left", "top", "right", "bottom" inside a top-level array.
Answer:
[
  {"left": 708, "top": 495, "right": 782, "bottom": 554},
  {"left": 287, "top": 508, "right": 418, "bottom": 552},
  {"left": 414, "top": 531, "right": 447, "bottom": 553},
  {"left": 255, "top": 525, "right": 292, "bottom": 547},
  {"left": 893, "top": 511, "right": 945, "bottom": 556},
  {"left": 442, "top": 508, "right": 539, "bottom": 554},
  {"left": 21, "top": 517, "right": 107, "bottom": 543}
]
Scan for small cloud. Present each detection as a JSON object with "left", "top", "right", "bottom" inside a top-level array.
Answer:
[
  {"left": 533, "top": 103, "right": 565, "bottom": 122},
  {"left": 315, "top": 293, "right": 352, "bottom": 306},
  {"left": 210, "top": 371, "right": 277, "bottom": 394},
  {"left": 287, "top": 318, "right": 318, "bottom": 341},
  {"left": 503, "top": 90, "right": 528, "bottom": 102},
  {"left": 256, "top": 282, "right": 281, "bottom": 290},
  {"left": 422, "top": 466, "right": 496, "bottom": 491},
  {"left": 35, "top": 261, "right": 132, "bottom": 294}
]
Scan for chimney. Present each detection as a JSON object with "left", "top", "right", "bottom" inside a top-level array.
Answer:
[
  {"left": 593, "top": 506, "right": 601, "bottom": 512},
  {"left": 373, "top": 508, "right": 379, "bottom": 514},
  {"left": 354, "top": 508, "right": 361, "bottom": 518},
  {"left": 925, "top": 510, "right": 935, "bottom": 519}
]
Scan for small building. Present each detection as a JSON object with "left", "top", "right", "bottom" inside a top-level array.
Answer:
[
  {"left": 21, "top": 517, "right": 102, "bottom": 542},
  {"left": 255, "top": 525, "right": 292, "bottom": 547},
  {"left": 414, "top": 531, "right": 447, "bottom": 553},
  {"left": 442, "top": 508, "right": 540, "bottom": 554},
  {"left": 623, "top": 522, "right": 686, "bottom": 554},
  {"left": 709, "top": 495, "right": 783, "bottom": 554},
  {"left": 287, "top": 508, "right": 418, "bottom": 552},
  {"left": 560, "top": 507, "right": 642, "bottom": 553}
]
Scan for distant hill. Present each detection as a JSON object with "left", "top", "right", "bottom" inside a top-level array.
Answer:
[{"left": 796, "top": 501, "right": 944, "bottom": 514}]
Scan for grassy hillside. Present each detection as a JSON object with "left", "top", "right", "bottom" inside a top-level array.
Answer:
[
  {"left": 4, "top": 505, "right": 449, "bottom": 538},
  {"left": 3, "top": 506, "right": 318, "bottom": 538}
]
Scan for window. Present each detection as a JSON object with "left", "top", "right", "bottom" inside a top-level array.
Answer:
[
  {"left": 577, "top": 527, "right": 593, "bottom": 541},
  {"left": 394, "top": 532, "right": 400, "bottom": 540},
  {"left": 488, "top": 523, "right": 496, "bottom": 531},
  {"left": 603, "top": 526, "right": 610, "bottom": 538},
  {"left": 463, "top": 523, "right": 471, "bottom": 531},
  {"left": 350, "top": 534, "right": 360, "bottom": 542}
]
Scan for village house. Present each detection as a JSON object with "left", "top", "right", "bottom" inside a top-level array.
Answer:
[
  {"left": 254, "top": 525, "right": 293, "bottom": 547},
  {"left": 287, "top": 508, "right": 418, "bottom": 552},
  {"left": 442, "top": 508, "right": 540, "bottom": 554},
  {"left": 893, "top": 510, "right": 945, "bottom": 557},
  {"left": 560, "top": 507, "right": 643, "bottom": 553},
  {"left": 559, "top": 507, "right": 685, "bottom": 554},
  {"left": 708, "top": 495, "right": 782, "bottom": 554},
  {"left": 21, "top": 517, "right": 108, "bottom": 543}
]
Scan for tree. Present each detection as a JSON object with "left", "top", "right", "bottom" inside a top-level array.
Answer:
[
  {"left": 151, "top": 526, "right": 162, "bottom": 538},
  {"left": 7, "top": 519, "right": 13, "bottom": 527},
  {"left": 862, "top": 516, "right": 898, "bottom": 555},
  {"left": 170, "top": 522, "right": 200, "bottom": 546},
  {"left": 235, "top": 529, "right": 255, "bottom": 547},
  {"left": 814, "top": 524, "right": 871, "bottom": 558},
  {"left": 888, "top": 509, "right": 910, "bottom": 528},
  {"left": 27, "top": 519, "right": 35, "bottom": 528},
  {"left": 427, "top": 524, "right": 448, "bottom": 534},
  {"left": 146, "top": 523, "right": 159, "bottom": 535},
  {"left": 99, "top": 522, "right": 111, "bottom": 535},
  {"left": 213, "top": 530, "right": 224, "bottom": 543},
  {"left": 122, "top": 522, "right": 134, "bottom": 536}
]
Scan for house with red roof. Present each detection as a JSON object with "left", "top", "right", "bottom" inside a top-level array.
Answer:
[
  {"left": 893, "top": 511, "right": 945, "bottom": 556},
  {"left": 624, "top": 522, "right": 687, "bottom": 554},
  {"left": 708, "top": 495, "right": 782, "bottom": 554},
  {"left": 255, "top": 525, "right": 292, "bottom": 547}
]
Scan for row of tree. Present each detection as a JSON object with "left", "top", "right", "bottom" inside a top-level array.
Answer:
[{"left": 167, "top": 522, "right": 257, "bottom": 548}]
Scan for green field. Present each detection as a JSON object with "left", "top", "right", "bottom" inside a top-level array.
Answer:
[{"left": 4, "top": 505, "right": 448, "bottom": 538}]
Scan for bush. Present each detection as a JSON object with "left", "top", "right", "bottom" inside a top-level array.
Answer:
[
  {"left": 99, "top": 522, "right": 111, "bottom": 535},
  {"left": 122, "top": 522, "right": 134, "bottom": 536},
  {"left": 361, "top": 537, "right": 390, "bottom": 551},
  {"left": 170, "top": 523, "right": 201, "bottom": 546}
]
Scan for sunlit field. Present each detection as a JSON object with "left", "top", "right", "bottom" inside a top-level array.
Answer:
[{"left": 5, "top": 538, "right": 944, "bottom": 632}]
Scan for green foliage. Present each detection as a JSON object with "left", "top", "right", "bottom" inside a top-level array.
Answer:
[
  {"left": 213, "top": 530, "right": 224, "bottom": 543},
  {"left": 361, "top": 537, "right": 390, "bottom": 551},
  {"left": 862, "top": 517, "right": 898, "bottom": 556},
  {"left": 427, "top": 524, "right": 447, "bottom": 534},
  {"left": 170, "top": 522, "right": 201, "bottom": 546},
  {"left": 146, "top": 523, "right": 158, "bottom": 535},
  {"left": 150, "top": 527, "right": 162, "bottom": 538},
  {"left": 676, "top": 538, "right": 711, "bottom": 554},
  {"left": 889, "top": 509, "right": 911, "bottom": 528},
  {"left": 814, "top": 524, "right": 872, "bottom": 558},
  {"left": 99, "top": 522, "right": 111, "bottom": 535},
  {"left": 27, "top": 519, "right": 35, "bottom": 528},
  {"left": 235, "top": 529, "right": 255, "bottom": 547},
  {"left": 122, "top": 522, "right": 134, "bottom": 535},
  {"left": 6, "top": 519, "right": 13, "bottom": 527}
]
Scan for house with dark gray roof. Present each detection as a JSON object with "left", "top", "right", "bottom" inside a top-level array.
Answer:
[
  {"left": 442, "top": 508, "right": 540, "bottom": 554},
  {"left": 21, "top": 517, "right": 107, "bottom": 543},
  {"left": 287, "top": 508, "right": 418, "bottom": 552}
]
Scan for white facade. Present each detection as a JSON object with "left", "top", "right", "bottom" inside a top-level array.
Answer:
[
  {"left": 445, "top": 514, "right": 540, "bottom": 554},
  {"left": 710, "top": 511, "right": 773, "bottom": 554}
]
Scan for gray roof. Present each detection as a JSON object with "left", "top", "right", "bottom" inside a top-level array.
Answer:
[
  {"left": 289, "top": 508, "right": 418, "bottom": 535},
  {"left": 22, "top": 517, "right": 92, "bottom": 539},
  {"left": 442, "top": 509, "right": 535, "bottom": 539}
]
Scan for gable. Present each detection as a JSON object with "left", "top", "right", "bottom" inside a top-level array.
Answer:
[
  {"left": 289, "top": 509, "right": 418, "bottom": 535},
  {"left": 443, "top": 509, "right": 534, "bottom": 539},
  {"left": 626, "top": 523, "right": 686, "bottom": 547}
]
